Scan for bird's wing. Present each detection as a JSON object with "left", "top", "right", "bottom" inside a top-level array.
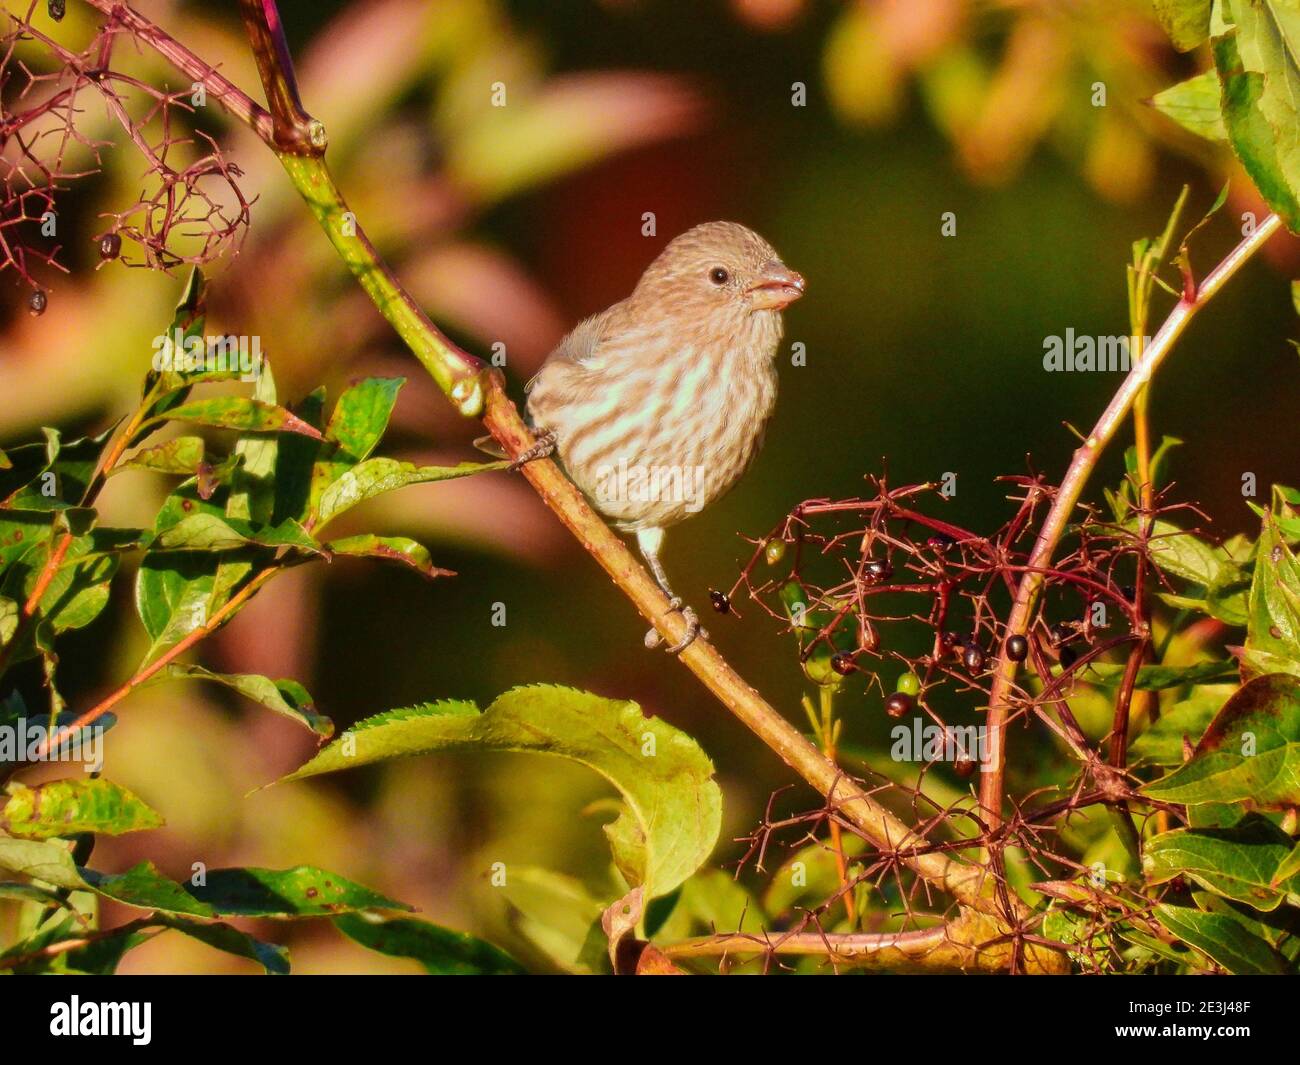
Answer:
[{"left": 524, "top": 304, "right": 620, "bottom": 394}]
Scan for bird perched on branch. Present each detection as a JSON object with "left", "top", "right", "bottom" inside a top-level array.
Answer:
[{"left": 516, "top": 221, "right": 804, "bottom": 652}]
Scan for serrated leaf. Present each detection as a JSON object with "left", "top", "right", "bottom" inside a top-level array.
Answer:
[
  {"left": 315, "top": 458, "right": 504, "bottom": 528},
  {"left": 1150, "top": 70, "right": 1227, "bottom": 141},
  {"left": 1, "top": 778, "right": 164, "bottom": 839},
  {"left": 326, "top": 534, "right": 453, "bottom": 580},
  {"left": 155, "top": 664, "right": 331, "bottom": 737},
  {"left": 334, "top": 913, "right": 524, "bottom": 974},
  {"left": 1143, "top": 817, "right": 1300, "bottom": 910},
  {"left": 1142, "top": 673, "right": 1300, "bottom": 808},
  {"left": 1154, "top": 903, "right": 1289, "bottom": 973},
  {"left": 277, "top": 685, "right": 722, "bottom": 899}
]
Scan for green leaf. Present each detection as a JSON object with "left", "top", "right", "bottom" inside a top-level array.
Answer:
[
  {"left": 150, "top": 512, "right": 320, "bottom": 554},
  {"left": 1211, "top": 0, "right": 1300, "bottom": 232},
  {"left": 1150, "top": 70, "right": 1228, "bottom": 141},
  {"left": 326, "top": 534, "right": 454, "bottom": 580},
  {"left": 1145, "top": 520, "right": 1227, "bottom": 585},
  {"left": 0, "top": 510, "right": 53, "bottom": 569},
  {"left": 1130, "top": 694, "right": 1220, "bottom": 764},
  {"left": 1246, "top": 512, "right": 1300, "bottom": 671},
  {"left": 4, "top": 426, "right": 117, "bottom": 511},
  {"left": 1, "top": 778, "right": 164, "bottom": 839},
  {"left": 183, "top": 866, "right": 411, "bottom": 918},
  {"left": 1142, "top": 673, "right": 1300, "bottom": 808},
  {"left": 1153, "top": 0, "right": 1214, "bottom": 51},
  {"left": 1143, "top": 817, "right": 1300, "bottom": 910},
  {"left": 334, "top": 913, "right": 525, "bottom": 974},
  {"left": 157, "top": 915, "right": 289, "bottom": 975},
  {"left": 315, "top": 458, "right": 504, "bottom": 528},
  {"left": 1081, "top": 658, "right": 1239, "bottom": 690},
  {"left": 1154, "top": 903, "right": 1290, "bottom": 973},
  {"left": 325, "top": 377, "right": 404, "bottom": 461},
  {"left": 494, "top": 866, "right": 606, "bottom": 974},
  {"left": 154, "top": 664, "right": 331, "bottom": 737},
  {"left": 278, "top": 685, "right": 722, "bottom": 899},
  {"left": 118, "top": 436, "right": 207, "bottom": 476},
  {"left": 149, "top": 397, "right": 322, "bottom": 439},
  {"left": 0, "top": 839, "right": 409, "bottom": 920}
]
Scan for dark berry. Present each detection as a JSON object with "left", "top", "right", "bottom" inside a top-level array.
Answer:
[
  {"left": 1005, "top": 634, "right": 1029, "bottom": 662},
  {"left": 865, "top": 558, "right": 893, "bottom": 581},
  {"left": 831, "top": 652, "right": 855, "bottom": 676},
  {"left": 709, "top": 589, "right": 730, "bottom": 614},
  {"left": 48, "top": 0, "right": 66, "bottom": 20},
  {"left": 1049, "top": 623, "right": 1073, "bottom": 647},
  {"left": 28, "top": 289, "right": 47, "bottom": 316},
  {"left": 1120, "top": 585, "right": 1136, "bottom": 602},
  {"left": 940, "top": 630, "right": 960, "bottom": 652},
  {"left": 953, "top": 756, "right": 977, "bottom": 779},
  {"left": 962, "top": 643, "right": 986, "bottom": 673},
  {"left": 885, "top": 692, "right": 914, "bottom": 718},
  {"left": 99, "top": 232, "right": 122, "bottom": 260},
  {"left": 927, "top": 534, "right": 955, "bottom": 552}
]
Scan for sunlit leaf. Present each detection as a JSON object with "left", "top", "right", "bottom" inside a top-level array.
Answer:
[
  {"left": 334, "top": 913, "right": 525, "bottom": 974},
  {"left": 1, "top": 778, "right": 163, "bottom": 839},
  {"left": 1154, "top": 903, "right": 1289, "bottom": 974},
  {"left": 155, "top": 663, "right": 331, "bottom": 737}
]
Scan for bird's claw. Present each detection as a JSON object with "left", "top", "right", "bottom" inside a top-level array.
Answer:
[
  {"left": 508, "top": 429, "right": 557, "bottom": 472},
  {"left": 643, "top": 598, "right": 706, "bottom": 654}
]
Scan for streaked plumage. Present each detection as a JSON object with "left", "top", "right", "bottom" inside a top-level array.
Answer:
[{"left": 523, "top": 221, "right": 804, "bottom": 650}]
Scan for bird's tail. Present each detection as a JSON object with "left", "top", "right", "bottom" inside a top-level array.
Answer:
[{"left": 472, "top": 434, "right": 508, "bottom": 460}]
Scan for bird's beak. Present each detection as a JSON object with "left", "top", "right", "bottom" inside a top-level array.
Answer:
[{"left": 747, "top": 261, "right": 806, "bottom": 310}]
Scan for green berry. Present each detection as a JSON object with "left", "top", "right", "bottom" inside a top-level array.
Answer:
[{"left": 895, "top": 672, "right": 921, "bottom": 696}]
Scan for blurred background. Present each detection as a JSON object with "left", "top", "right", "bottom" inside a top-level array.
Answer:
[{"left": 1, "top": 0, "right": 1297, "bottom": 972}]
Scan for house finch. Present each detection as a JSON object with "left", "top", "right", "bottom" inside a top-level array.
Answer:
[{"left": 519, "top": 221, "right": 804, "bottom": 652}]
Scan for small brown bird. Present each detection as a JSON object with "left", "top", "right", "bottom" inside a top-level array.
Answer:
[{"left": 519, "top": 221, "right": 804, "bottom": 652}]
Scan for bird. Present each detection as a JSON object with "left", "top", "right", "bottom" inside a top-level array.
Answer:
[{"left": 515, "top": 221, "right": 804, "bottom": 652}]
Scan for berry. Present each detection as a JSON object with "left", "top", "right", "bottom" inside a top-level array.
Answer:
[
  {"left": 962, "top": 643, "right": 986, "bottom": 673},
  {"left": 864, "top": 558, "right": 893, "bottom": 581},
  {"left": 1049, "top": 623, "right": 1073, "bottom": 647},
  {"left": 99, "top": 232, "right": 122, "bottom": 260},
  {"left": 48, "top": 0, "right": 66, "bottom": 21},
  {"left": 28, "top": 290, "right": 47, "bottom": 316},
  {"left": 885, "top": 692, "right": 914, "bottom": 718},
  {"left": 953, "top": 756, "right": 977, "bottom": 779},
  {"left": 927, "top": 534, "right": 955, "bottom": 552},
  {"left": 1005, "top": 634, "right": 1029, "bottom": 662},
  {"left": 709, "top": 589, "right": 730, "bottom": 614},
  {"left": 857, "top": 617, "right": 880, "bottom": 652},
  {"left": 764, "top": 538, "right": 786, "bottom": 565},
  {"left": 895, "top": 671, "right": 921, "bottom": 696},
  {"left": 940, "top": 630, "right": 960, "bottom": 653},
  {"left": 831, "top": 652, "right": 855, "bottom": 676}
]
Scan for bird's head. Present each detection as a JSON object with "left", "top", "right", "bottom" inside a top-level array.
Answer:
[{"left": 634, "top": 221, "right": 805, "bottom": 325}]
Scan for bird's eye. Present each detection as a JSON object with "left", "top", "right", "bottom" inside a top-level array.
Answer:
[{"left": 709, "top": 267, "right": 730, "bottom": 285}]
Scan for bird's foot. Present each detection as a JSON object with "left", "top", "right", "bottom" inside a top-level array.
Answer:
[
  {"left": 508, "top": 429, "right": 557, "bottom": 471},
  {"left": 644, "top": 597, "right": 706, "bottom": 654}
]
